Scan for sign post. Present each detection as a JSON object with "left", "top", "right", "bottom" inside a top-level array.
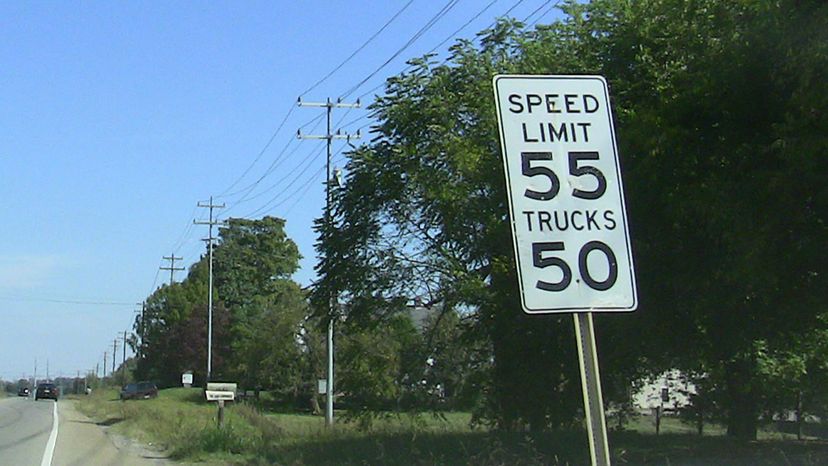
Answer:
[
  {"left": 206, "top": 382, "right": 237, "bottom": 428},
  {"left": 574, "top": 312, "right": 611, "bottom": 464},
  {"left": 494, "top": 75, "right": 637, "bottom": 466}
]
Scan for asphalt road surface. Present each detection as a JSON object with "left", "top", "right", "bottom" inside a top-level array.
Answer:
[{"left": 0, "top": 396, "right": 168, "bottom": 466}]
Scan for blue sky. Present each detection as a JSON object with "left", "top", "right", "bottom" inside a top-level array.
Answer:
[{"left": 0, "top": 0, "right": 562, "bottom": 381}]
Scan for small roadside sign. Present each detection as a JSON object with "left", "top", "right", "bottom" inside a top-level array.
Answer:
[
  {"left": 207, "top": 382, "right": 237, "bottom": 392},
  {"left": 205, "top": 383, "right": 237, "bottom": 428},
  {"left": 205, "top": 390, "right": 235, "bottom": 401},
  {"left": 493, "top": 75, "right": 637, "bottom": 314}
]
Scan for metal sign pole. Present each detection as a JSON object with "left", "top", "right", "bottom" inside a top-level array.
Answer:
[{"left": 574, "top": 312, "right": 611, "bottom": 466}]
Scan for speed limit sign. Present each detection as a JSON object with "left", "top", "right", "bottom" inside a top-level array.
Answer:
[{"left": 493, "top": 75, "right": 637, "bottom": 314}]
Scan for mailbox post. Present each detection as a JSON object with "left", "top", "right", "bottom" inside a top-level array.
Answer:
[{"left": 206, "top": 382, "right": 237, "bottom": 428}]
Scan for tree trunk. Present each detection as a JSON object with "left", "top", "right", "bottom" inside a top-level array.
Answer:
[
  {"left": 725, "top": 360, "right": 758, "bottom": 440},
  {"left": 310, "top": 394, "right": 321, "bottom": 415},
  {"left": 796, "top": 390, "right": 803, "bottom": 441}
]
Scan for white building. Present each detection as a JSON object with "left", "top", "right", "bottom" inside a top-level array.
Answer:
[{"left": 631, "top": 369, "right": 697, "bottom": 413}]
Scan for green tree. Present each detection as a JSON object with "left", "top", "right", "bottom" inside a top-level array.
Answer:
[
  {"left": 314, "top": 0, "right": 828, "bottom": 437},
  {"left": 213, "top": 216, "right": 308, "bottom": 393},
  {"left": 314, "top": 20, "right": 585, "bottom": 430},
  {"left": 336, "top": 313, "right": 421, "bottom": 423},
  {"left": 135, "top": 257, "right": 230, "bottom": 386},
  {"left": 214, "top": 216, "right": 301, "bottom": 311},
  {"left": 550, "top": 0, "right": 828, "bottom": 438},
  {"left": 230, "top": 285, "right": 307, "bottom": 397}
]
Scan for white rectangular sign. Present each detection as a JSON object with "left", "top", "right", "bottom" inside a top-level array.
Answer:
[
  {"left": 493, "top": 75, "right": 637, "bottom": 314},
  {"left": 182, "top": 373, "right": 193, "bottom": 385},
  {"left": 205, "top": 390, "right": 235, "bottom": 401},
  {"left": 207, "top": 382, "right": 237, "bottom": 392}
]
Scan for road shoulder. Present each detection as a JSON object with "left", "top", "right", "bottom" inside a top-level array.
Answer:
[{"left": 52, "top": 399, "right": 170, "bottom": 466}]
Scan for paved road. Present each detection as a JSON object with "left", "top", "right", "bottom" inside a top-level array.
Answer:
[
  {"left": 0, "top": 395, "right": 54, "bottom": 465},
  {"left": 0, "top": 396, "right": 169, "bottom": 466}
]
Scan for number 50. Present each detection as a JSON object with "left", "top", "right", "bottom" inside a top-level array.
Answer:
[{"left": 532, "top": 241, "right": 618, "bottom": 291}]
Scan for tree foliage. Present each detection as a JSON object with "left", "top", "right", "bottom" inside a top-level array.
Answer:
[
  {"left": 128, "top": 0, "right": 828, "bottom": 437},
  {"left": 314, "top": 0, "right": 828, "bottom": 436},
  {"left": 135, "top": 216, "right": 310, "bottom": 397}
]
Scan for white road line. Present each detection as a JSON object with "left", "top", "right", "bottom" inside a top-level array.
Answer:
[{"left": 40, "top": 400, "right": 59, "bottom": 466}]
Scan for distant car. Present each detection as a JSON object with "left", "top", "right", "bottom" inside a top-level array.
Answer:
[
  {"left": 35, "top": 383, "right": 59, "bottom": 401},
  {"left": 120, "top": 381, "right": 158, "bottom": 400},
  {"left": 17, "top": 387, "right": 30, "bottom": 397}
]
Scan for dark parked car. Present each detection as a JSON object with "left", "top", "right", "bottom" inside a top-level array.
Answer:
[
  {"left": 35, "top": 383, "right": 59, "bottom": 401},
  {"left": 17, "top": 386, "right": 30, "bottom": 397},
  {"left": 120, "top": 381, "right": 158, "bottom": 400}
]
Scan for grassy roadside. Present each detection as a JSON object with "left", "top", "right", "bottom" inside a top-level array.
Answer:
[{"left": 74, "top": 388, "right": 828, "bottom": 465}]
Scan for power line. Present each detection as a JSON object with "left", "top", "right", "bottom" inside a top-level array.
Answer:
[
  {"left": 0, "top": 295, "right": 135, "bottom": 306},
  {"left": 170, "top": 205, "right": 200, "bottom": 253},
  {"left": 282, "top": 166, "right": 328, "bottom": 216},
  {"left": 216, "top": 0, "right": 532, "bottom": 222},
  {"left": 352, "top": 0, "right": 529, "bottom": 103},
  {"left": 240, "top": 143, "right": 329, "bottom": 219},
  {"left": 216, "top": 103, "right": 297, "bottom": 198},
  {"left": 282, "top": 143, "right": 351, "bottom": 215},
  {"left": 228, "top": 0, "right": 523, "bottom": 219},
  {"left": 150, "top": 0, "right": 541, "bottom": 298},
  {"left": 248, "top": 163, "right": 327, "bottom": 219},
  {"left": 232, "top": 144, "right": 321, "bottom": 207},
  {"left": 219, "top": 112, "right": 325, "bottom": 209},
  {"left": 529, "top": 1, "right": 561, "bottom": 27},
  {"left": 250, "top": 0, "right": 535, "bottom": 220},
  {"left": 339, "top": 0, "right": 462, "bottom": 100},
  {"left": 522, "top": 0, "right": 554, "bottom": 24},
  {"left": 241, "top": 139, "right": 353, "bottom": 219},
  {"left": 299, "top": 0, "right": 418, "bottom": 97},
  {"left": 500, "top": 0, "right": 527, "bottom": 18},
  {"left": 221, "top": 0, "right": 527, "bottom": 216},
  {"left": 147, "top": 260, "right": 163, "bottom": 295},
  {"left": 224, "top": 133, "right": 326, "bottom": 218},
  {"left": 424, "top": 0, "right": 500, "bottom": 56}
]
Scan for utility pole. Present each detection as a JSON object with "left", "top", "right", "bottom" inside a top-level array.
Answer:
[
  {"left": 135, "top": 302, "right": 145, "bottom": 359},
  {"left": 122, "top": 330, "right": 128, "bottom": 385},
  {"left": 298, "top": 96, "right": 360, "bottom": 427},
  {"left": 103, "top": 352, "right": 107, "bottom": 379},
  {"left": 160, "top": 254, "right": 184, "bottom": 286},
  {"left": 112, "top": 338, "right": 119, "bottom": 375},
  {"left": 46, "top": 359, "right": 49, "bottom": 381},
  {"left": 195, "top": 196, "right": 224, "bottom": 382}
]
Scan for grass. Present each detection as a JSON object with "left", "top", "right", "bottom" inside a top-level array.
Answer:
[
  {"left": 76, "top": 387, "right": 267, "bottom": 463},
  {"left": 74, "top": 389, "right": 828, "bottom": 465}
]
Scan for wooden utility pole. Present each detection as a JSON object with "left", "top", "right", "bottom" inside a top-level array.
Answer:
[
  {"left": 160, "top": 254, "right": 184, "bottom": 286},
  {"left": 112, "top": 338, "right": 118, "bottom": 374},
  {"left": 195, "top": 197, "right": 224, "bottom": 381},
  {"left": 122, "top": 330, "right": 128, "bottom": 385},
  {"left": 298, "top": 96, "right": 360, "bottom": 427}
]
